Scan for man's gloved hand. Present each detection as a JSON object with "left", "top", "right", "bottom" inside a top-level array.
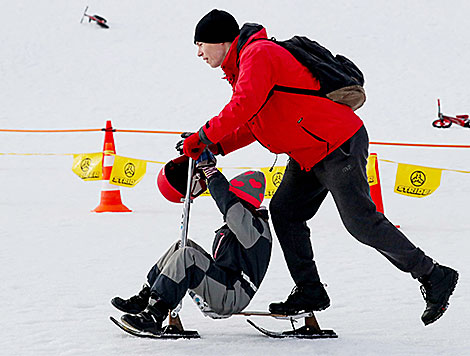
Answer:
[
  {"left": 196, "top": 149, "right": 218, "bottom": 180},
  {"left": 175, "top": 132, "right": 193, "bottom": 155},
  {"left": 176, "top": 131, "right": 223, "bottom": 157},
  {"left": 178, "top": 132, "right": 206, "bottom": 160}
]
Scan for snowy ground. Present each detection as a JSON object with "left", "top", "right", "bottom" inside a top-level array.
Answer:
[{"left": 1, "top": 1, "right": 469, "bottom": 355}]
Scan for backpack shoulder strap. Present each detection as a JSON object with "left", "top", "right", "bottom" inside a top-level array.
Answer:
[{"left": 236, "top": 37, "right": 276, "bottom": 67}]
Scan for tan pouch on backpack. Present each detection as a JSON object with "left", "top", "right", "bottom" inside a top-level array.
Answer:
[{"left": 326, "top": 85, "right": 366, "bottom": 111}]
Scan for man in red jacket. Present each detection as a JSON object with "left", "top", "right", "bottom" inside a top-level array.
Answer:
[{"left": 182, "top": 9, "right": 458, "bottom": 326}]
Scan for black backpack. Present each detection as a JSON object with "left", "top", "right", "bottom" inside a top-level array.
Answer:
[{"left": 245, "top": 35, "right": 366, "bottom": 111}]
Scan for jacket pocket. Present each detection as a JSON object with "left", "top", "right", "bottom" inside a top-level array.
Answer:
[{"left": 298, "top": 121, "right": 330, "bottom": 154}]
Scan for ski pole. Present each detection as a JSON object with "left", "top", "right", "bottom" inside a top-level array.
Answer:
[
  {"left": 171, "top": 157, "right": 195, "bottom": 318},
  {"left": 180, "top": 157, "right": 195, "bottom": 248}
]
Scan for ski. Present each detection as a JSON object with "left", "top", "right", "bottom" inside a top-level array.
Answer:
[
  {"left": 109, "top": 316, "right": 200, "bottom": 339},
  {"left": 246, "top": 319, "right": 338, "bottom": 339},
  {"left": 111, "top": 313, "right": 336, "bottom": 339}
]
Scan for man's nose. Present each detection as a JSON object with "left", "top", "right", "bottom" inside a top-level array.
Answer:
[{"left": 197, "top": 48, "right": 203, "bottom": 57}]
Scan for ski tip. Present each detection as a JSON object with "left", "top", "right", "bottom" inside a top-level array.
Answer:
[{"left": 246, "top": 319, "right": 256, "bottom": 327}]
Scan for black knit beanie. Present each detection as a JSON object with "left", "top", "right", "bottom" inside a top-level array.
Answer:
[{"left": 194, "top": 9, "right": 239, "bottom": 44}]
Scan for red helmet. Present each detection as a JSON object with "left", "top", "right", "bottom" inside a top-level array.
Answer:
[{"left": 157, "top": 155, "right": 207, "bottom": 203}]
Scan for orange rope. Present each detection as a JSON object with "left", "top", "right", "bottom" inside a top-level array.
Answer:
[
  {"left": 370, "top": 141, "right": 470, "bottom": 149},
  {"left": 0, "top": 128, "right": 184, "bottom": 134},
  {"left": 1, "top": 128, "right": 469, "bottom": 148},
  {"left": 114, "top": 129, "right": 184, "bottom": 135},
  {"left": 0, "top": 128, "right": 102, "bottom": 133}
]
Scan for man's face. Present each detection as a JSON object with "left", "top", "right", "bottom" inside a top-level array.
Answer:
[{"left": 196, "top": 42, "right": 228, "bottom": 68}]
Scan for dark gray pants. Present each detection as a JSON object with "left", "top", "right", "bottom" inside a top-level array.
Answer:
[
  {"left": 270, "top": 126, "right": 434, "bottom": 286},
  {"left": 147, "top": 240, "right": 251, "bottom": 315}
]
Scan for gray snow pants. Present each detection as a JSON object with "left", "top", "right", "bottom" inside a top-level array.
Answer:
[
  {"left": 269, "top": 125, "right": 435, "bottom": 286},
  {"left": 147, "top": 240, "right": 251, "bottom": 315}
]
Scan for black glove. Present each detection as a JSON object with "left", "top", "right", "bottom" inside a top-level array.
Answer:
[
  {"left": 196, "top": 149, "right": 218, "bottom": 180},
  {"left": 175, "top": 132, "right": 194, "bottom": 155},
  {"left": 195, "top": 149, "right": 217, "bottom": 169}
]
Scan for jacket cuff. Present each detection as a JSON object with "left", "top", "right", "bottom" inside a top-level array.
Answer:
[{"left": 198, "top": 125, "right": 213, "bottom": 145}]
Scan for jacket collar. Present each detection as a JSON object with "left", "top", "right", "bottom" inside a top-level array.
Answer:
[
  {"left": 221, "top": 23, "right": 267, "bottom": 82},
  {"left": 236, "top": 23, "right": 266, "bottom": 58}
]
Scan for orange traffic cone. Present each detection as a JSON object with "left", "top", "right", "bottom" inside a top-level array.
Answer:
[
  {"left": 368, "top": 153, "right": 384, "bottom": 214},
  {"left": 369, "top": 153, "right": 400, "bottom": 228},
  {"left": 92, "top": 121, "right": 132, "bottom": 213}
]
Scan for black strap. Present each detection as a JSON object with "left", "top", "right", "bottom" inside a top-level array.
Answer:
[
  {"left": 236, "top": 37, "right": 276, "bottom": 67},
  {"left": 272, "top": 85, "right": 322, "bottom": 97}
]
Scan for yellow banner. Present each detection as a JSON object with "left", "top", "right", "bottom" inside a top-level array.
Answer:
[
  {"left": 394, "top": 163, "right": 442, "bottom": 198},
  {"left": 109, "top": 155, "right": 147, "bottom": 188},
  {"left": 366, "top": 154, "right": 378, "bottom": 186},
  {"left": 72, "top": 153, "right": 102, "bottom": 180},
  {"left": 261, "top": 166, "right": 286, "bottom": 199}
]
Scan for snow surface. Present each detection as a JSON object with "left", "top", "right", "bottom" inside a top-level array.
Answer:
[{"left": 1, "top": 1, "right": 469, "bottom": 355}]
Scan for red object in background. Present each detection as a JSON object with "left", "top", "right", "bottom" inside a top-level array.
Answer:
[
  {"left": 432, "top": 99, "right": 469, "bottom": 128},
  {"left": 80, "top": 6, "right": 110, "bottom": 29},
  {"left": 369, "top": 153, "right": 400, "bottom": 228},
  {"left": 369, "top": 153, "right": 384, "bottom": 214}
]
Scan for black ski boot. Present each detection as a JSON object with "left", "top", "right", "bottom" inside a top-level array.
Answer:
[
  {"left": 121, "top": 298, "right": 169, "bottom": 334},
  {"left": 269, "top": 282, "right": 330, "bottom": 315},
  {"left": 111, "top": 284, "right": 151, "bottom": 314},
  {"left": 419, "top": 264, "right": 458, "bottom": 325}
]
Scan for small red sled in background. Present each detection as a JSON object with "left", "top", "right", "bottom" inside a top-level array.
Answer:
[
  {"left": 432, "top": 99, "right": 469, "bottom": 128},
  {"left": 80, "top": 6, "right": 109, "bottom": 29}
]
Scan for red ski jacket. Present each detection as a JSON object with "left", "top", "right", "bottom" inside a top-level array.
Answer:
[{"left": 201, "top": 24, "right": 364, "bottom": 170}]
